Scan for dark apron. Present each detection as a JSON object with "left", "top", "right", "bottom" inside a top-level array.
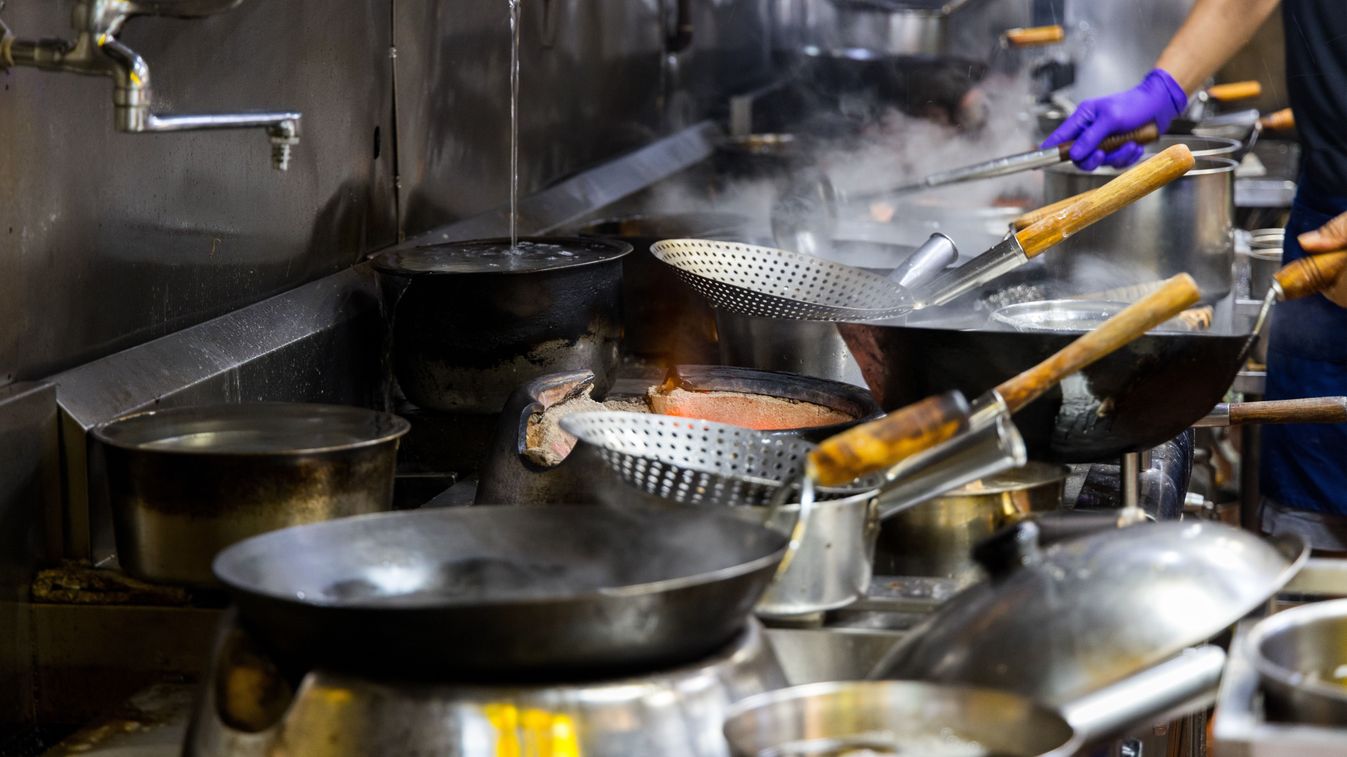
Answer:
[{"left": 1259, "top": 186, "right": 1347, "bottom": 549}]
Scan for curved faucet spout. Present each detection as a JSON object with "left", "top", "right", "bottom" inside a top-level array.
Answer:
[{"left": 1, "top": 0, "right": 301, "bottom": 171}]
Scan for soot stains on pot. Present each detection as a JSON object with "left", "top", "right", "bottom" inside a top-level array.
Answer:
[{"left": 374, "top": 238, "right": 630, "bottom": 414}]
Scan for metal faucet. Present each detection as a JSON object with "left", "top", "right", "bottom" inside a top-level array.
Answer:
[{"left": 0, "top": 0, "right": 301, "bottom": 170}]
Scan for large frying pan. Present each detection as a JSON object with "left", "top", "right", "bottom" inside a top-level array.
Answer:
[
  {"left": 841, "top": 252, "right": 1347, "bottom": 463},
  {"left": 212, "top": 504, "right": 786, "bottom": 679}
]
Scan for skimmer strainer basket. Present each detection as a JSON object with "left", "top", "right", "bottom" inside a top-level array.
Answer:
[
  {"left": 649, "top": 238, "right": 914, "bottom": 322},
  {"left": 559, "top": 411, "right": 877, "bottom": 508}
]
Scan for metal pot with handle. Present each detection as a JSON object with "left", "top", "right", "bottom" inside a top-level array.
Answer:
[
  {"left": 95, "top": 402, "right": 409, "bottom": 587},
  {"left": 873, "top": 460, "right": 1067, "bottom": 581}
]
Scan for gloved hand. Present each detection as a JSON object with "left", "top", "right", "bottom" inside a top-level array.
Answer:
[
  {"left": 1043, "top": 69, "right": 1189, "bottom": 171},
  {"left": 1298, "top": 211, "right": 1347, "bottom": 308}
]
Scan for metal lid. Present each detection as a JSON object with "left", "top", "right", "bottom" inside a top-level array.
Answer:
[
  {"left": 93, "top": 403, "right": 410, "bottom": 456},
  {"left": 874, "top": 521, "right": 1307, "bottom": 705},
  {"left": 371, "top": 237, "right": 631, "bottom": 277}
]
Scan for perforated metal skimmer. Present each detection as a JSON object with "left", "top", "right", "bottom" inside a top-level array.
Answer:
[
  {"left": 650, "top": 238, "right": 914, "bottom": 322},
  {"left": 559, "top": 411, "right": 876, "bottom": 508}
]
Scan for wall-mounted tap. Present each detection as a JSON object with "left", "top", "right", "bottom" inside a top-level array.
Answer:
[{"left": 0, "top": 0, "right": 301, "bottom": 170}]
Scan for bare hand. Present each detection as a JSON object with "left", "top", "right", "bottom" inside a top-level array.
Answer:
[{"left": 1297, "top": 212, "right": 1347, "bottom": 308}]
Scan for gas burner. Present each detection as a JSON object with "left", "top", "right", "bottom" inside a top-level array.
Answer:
[
  {"left": 184, "top": 614, "right": 784, "bottom": 757},
  {"left": 476, "top": 365, "right": 879, "bottom": 505}
]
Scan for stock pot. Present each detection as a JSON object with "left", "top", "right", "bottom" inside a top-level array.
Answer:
[
  {"left": 373, "top": 237, "right": 630, "bottom": 414},
  {"left": 1043, "top": 157, "right": 1236, "bottom": 301}
]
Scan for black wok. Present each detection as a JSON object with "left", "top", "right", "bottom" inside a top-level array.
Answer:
[
  {"left": 840, "top": 250, "right": 1347, "bottom": 462},
  {"left": 213, "top": 504, "right": 786, "bottom": 680},
  {"left": 840, "top": 322, "right": 1251, "bottom": 463}
]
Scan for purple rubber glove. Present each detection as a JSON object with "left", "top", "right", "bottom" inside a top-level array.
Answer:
[{"left": 1042, "top": 69, "right": 1189, "bottom": 171}]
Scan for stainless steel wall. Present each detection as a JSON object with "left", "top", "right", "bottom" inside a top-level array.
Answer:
[
  {"left": 394, "top": 0, "right": 771, "bottom": 236},
  {"left": 0, "top": 0, "right": 773, "bottom": 383},
  {"left": 0, "top": 0, "right": 398, "bottom": 383}
]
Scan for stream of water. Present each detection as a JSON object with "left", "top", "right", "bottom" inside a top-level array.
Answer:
[{"left": 508, "top": 0, "right": 522, "bottom": 250}]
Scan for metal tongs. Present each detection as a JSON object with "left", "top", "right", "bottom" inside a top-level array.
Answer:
[{"left": 772, "top": 124, "right": 1162, "bottom": 253}]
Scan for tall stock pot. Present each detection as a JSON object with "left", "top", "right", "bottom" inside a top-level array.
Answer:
[{"left": 1043, "top": 157, "right": 1236, "bottom": 301}]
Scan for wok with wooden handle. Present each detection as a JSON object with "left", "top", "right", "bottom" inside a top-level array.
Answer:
[{"left": 811, "top": 274, "right": 1202, "bottom": 485}]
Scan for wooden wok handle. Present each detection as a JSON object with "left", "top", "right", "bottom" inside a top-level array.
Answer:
[
  {"left": 1015, "top": 144, "right": 1195, "bottom": 258},
  {"left": 994, "top": 274, "right": 1202, "bottom": 412},
  {"left": 1003, "top": 24, "right": 1064, "bottom": 47},
  {"left": 807, "top": 391, "right": 970, "bottom": 487},
  {"left": 1053, "top": 123, "right": 1162, "bottom": 162},
  {"left": 1206, "top": 80, "right": 1262, "bottom": 102},
  {"left": 1229, "top": 397, "right": 1347, "bottom": 425},
  {"left": 1259, "top": 108, "right": 1295, "bottom": 131},
  {"left": 1274, "top": 251, "right": 1347, "bottom": 300}
]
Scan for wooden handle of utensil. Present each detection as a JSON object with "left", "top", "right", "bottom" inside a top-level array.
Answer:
[
  {"left": 1274, "top": 252, "right": 1347, "bottom": 300},
  {"left": 1003, "top": 24, "right": 1064, "bottom": 47},
  {"left": 1053, "top": 123, "right": 1162, "bottom": 162},
  {"left": 1012, "top": 190, "right": 1095, "bottom": 231},
  {"left": 1228, "top": 397, "right": 1347, "bottom": 426},
  {"left": 1206, "top": 80, "right": 1262, "bottom": 102},
  {"left": 1016, "top": 144, "right": 1196, "bottom": 258},
  {"left": 1259, "top": 107, "right": 1295, "bottom": 131},
  {"left": 994, "top": 274, "right": 1202, "bottom": 412},
  {"left": 807, "top": 391, "right": 971, "bottom": 487}
]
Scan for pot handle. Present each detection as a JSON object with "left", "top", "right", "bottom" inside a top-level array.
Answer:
[
  {"left": 1002, "top": 24, "right": 1065, "bottom": 48},
  {"left": 1260, "top": 107, "right": 1295, "bottom": 131},
  {"left": 1060, "top": 645, "right": 1226, "bottom": 743},
  {"left": 1196, "top": 397, "right": 1347, "bottom": 427},
  {"left": 1015, "top": 143, "right": 1192, "bottom": 258},
  {"left": 1206, "top": 80, "right": 1262, "bottom": 102}
]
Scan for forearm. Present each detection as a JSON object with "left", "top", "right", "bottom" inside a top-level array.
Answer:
[{"left": 1155, "top": 0, "right": 1281, "bottom": 93}]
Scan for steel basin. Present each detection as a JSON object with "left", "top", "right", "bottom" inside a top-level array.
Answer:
[
  {"left": 1247, "top": 598, "right": 1347, "bottom": 726},
  {"left": 1043, "top": 157, "right": 1237, "bottom": 302}
]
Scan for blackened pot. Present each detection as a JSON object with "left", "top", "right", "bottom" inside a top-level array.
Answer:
[
  {"left": 476, "top": 365, "right": 882, "bottom": 506},
  {"left": 577, "top": 213, "right": 748, "bottom": 364},
  {"left": 373, "top": 237, "right": 631, "bottom": 414}
]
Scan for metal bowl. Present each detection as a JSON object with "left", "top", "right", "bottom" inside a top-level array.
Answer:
[
  {"left": 991, "top": 300, "right": 1206, "bottom": 333},
  {"left": 1246, "top": 598, "right": 1347, "bottom": 725},
  {"left": 873, "top": 461, "right": 1067, "bottom": 582},
  {"left": 723, "top": 680, "right": 1082, "bottom": 757}
]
